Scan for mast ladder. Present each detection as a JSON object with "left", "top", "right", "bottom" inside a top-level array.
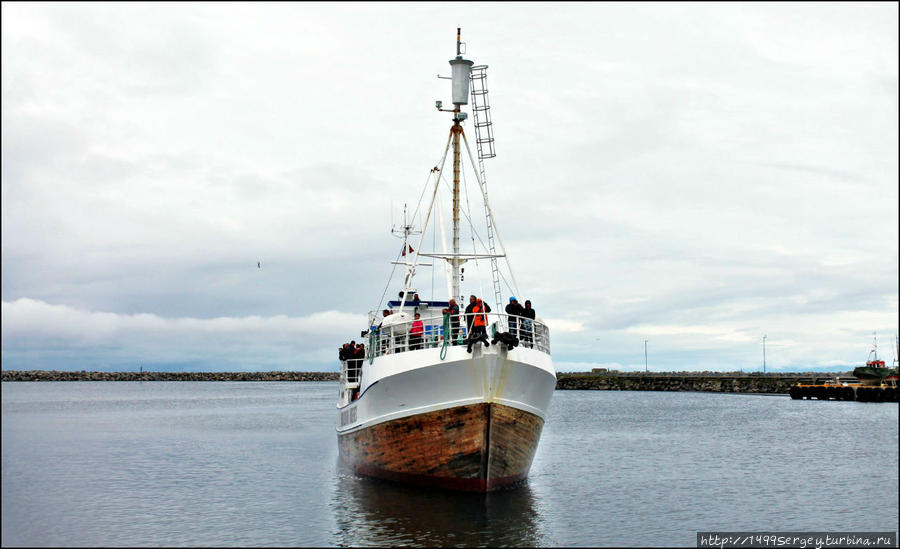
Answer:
[{"left": 469, "top": 65, "right": 503, "bottom": 312}]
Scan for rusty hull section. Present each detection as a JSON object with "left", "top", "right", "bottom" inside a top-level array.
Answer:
[{"left": 338, "top": 402, "right": 544, "bottom": 492}]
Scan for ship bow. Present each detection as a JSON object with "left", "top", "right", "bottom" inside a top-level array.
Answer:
[{"left": 339, "top": 402, "right": 544, "bottom": 492}]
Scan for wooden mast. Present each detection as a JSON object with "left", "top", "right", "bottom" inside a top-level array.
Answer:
[{"left": 451, "top": 119, "right": 461, "bottom": 303}]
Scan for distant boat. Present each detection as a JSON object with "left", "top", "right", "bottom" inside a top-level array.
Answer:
[
  {"left": 852, "top": 332, "right": 899, "bottom": 386},
  {"left": 335, "top": 30, "right": 556, "bottom": 492}
]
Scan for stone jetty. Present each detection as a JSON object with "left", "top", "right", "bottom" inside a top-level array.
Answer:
[
  {"left": 1, "top": 370, "right": 339, "bottom": 382},
  {"left": 555, "top": 371, "right": 853, "bottom": 394},
  {"left": 2, "top": 370, "right": 853, "bottom": 395}
]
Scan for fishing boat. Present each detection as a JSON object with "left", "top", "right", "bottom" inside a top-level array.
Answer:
[
  {"left": 335, "top": 30, "right": 557, "bottom": 492},
  {"left": 789, "top": 333, "right": 899, "bottom": 402},
  {"left": 852, "top": 332, "right": 899, "bottom": 386}
]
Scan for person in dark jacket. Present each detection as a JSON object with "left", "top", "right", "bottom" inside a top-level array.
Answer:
[
  {"left": 443, "top": 298, "right": 461, "bottom": 345},
  {"left": 351, "top": 343, "right": 365, "bottom": 382},
  {"left": 505, "top": 296, "right": 524, "bottom": 338},
  {"left": 466, "top": 298, "right": 491, "bottom": 353},
  {"left": 521, "top": 300, "right": 536, "bottom": 348},
  {"left": 464, "top": 295, "right": 477, "bottom": 334}
]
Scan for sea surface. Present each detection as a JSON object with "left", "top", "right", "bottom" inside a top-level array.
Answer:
[{"left": 2, "top": 382, "right": 897, "bottom": 547}]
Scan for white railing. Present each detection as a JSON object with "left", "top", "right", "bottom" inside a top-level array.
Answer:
[
  {"left": 365, "top": 313, "right": 550, "bottom": 360},
  {"left": 340, "top": 358, "right": 362, "bottom": 386}
]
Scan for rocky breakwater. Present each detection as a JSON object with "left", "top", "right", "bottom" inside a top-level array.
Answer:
[
  {"left": 1, "top": 370, "right": 340, "bottom": 382},
  {"left": 555, "top": 372, "right": 827, "bottom": 394}
]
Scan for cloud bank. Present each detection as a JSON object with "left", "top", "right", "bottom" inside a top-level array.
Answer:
[
  {"left": 2, "top": 3, "right": 897, "bottom": 372},
  {"left": 2, "top": 298, "right": 365, "bottom": 371}
]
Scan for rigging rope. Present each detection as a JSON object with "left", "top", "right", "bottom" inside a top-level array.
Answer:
[
  {"left": 366, "top": 166, "right": 432, "bottom": 316},
  {"left": 460, "top": 159, "right": 486, "bottom": 301},
  {"left": 371, "top": 246, "right": 405, "bottom": 321},
  {"left": 431, "top": 192, "right": 436, "bottom": 300},
  {"left": 435, "top": 157, "right": 506, "bottom": 301},
  {"left": 410, "top": 167, "right": 436, "bottom": 230},
  {"left": 438, "top": 172, "right": 487, "bottom": 249},
  {"left": 373, "top": 164, "right": 446, "bottom": 317},
  {"left": 440, "top": 313, "right": 450, "bottom": 360}
]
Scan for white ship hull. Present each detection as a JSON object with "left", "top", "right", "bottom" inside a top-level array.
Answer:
[{"left": 337, "top": 343, "right": 555, "bottom": 491}]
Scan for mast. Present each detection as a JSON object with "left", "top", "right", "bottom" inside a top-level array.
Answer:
[
  {"left": 438, "top": 28, "right": 473, "bottom": 303},
  {"left": 452, "top": 119, "right": 462, "bottom": 302},
  {"left": 427, "top": 29, "right": 513, "bottom": 304}
]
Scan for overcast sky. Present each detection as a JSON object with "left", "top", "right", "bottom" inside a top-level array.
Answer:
[{"left": 2, "top": 2, "right": 898, "bottom": 373}]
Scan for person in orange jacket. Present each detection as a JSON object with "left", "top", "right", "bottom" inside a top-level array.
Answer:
[{"left": 466, "top": 298, "right": 491, "bottom": 353}]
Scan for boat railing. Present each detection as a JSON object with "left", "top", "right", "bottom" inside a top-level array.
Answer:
[
  {"left": 340, "top": 359, "right": 362, "bottom": 387},
  {"left": 366, "top": 312, "right": 550, "bottom": 360}
]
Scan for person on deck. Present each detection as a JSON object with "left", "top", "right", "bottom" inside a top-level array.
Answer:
[
  {"left": 410, "top": 313, "right": 424, "bottom": 350},
  {"left": 522, "top": 300, "right": 536, "bottom": 348},
  {"left": 466, "top": 298, "right": 491, "bottom": 353},
  {"left": 505, "top": 296, "right": 524, "bottom": 339},
  {"left": 352, "top": 343, "right": 365, "bottom": 381},
  {"left": 464, "top": 295, "right": 477, "bottom": 335},
  {"left": 443, "top": 298, "right": 461, "bottom": 345},
  {"left": 376, "top": 309, "right": 392, "bottom": 330},
  {"left": 377, "top": 310, "right": 393, "bottom": 353}
]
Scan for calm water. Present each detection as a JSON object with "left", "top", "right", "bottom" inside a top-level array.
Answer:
[{"left": 2, "top": 382, "right": 897, "bottom": 547}]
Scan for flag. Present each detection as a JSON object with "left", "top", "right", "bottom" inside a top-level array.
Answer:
[{"left": 401, "top": 244, "right": 414, "bottom": 256}]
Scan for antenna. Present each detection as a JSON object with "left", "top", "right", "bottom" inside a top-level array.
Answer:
[
  {"left": 392, "top": 203, "right": 422, "bottom": 242},
  {"left": 894, "top": 334, "right": 898, "bottom": 366},
  {"left": 436, "top": 28, "right": 473, "bottom": 115},
  {"left": 871, "top": 330, "right": 878, "bottom": 361}
]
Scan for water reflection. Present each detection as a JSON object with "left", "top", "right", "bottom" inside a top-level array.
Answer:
[{"left": 331, "top": 464, "right": 546, "bottom": 547}]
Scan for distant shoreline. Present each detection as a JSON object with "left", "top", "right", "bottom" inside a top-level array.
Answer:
[
  {"left": 2, "top": 370, "right": 853, "bottom": 394},
  {"left": 1, "top": 370, "right": 339, "bottom": 382},
  {"left": 554, "top": 372, "right": 853, "bottom": 394}
]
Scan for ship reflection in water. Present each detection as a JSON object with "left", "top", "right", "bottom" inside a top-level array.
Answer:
[{"left": 332, "top": 466, "right": 546, "bottom": 546}]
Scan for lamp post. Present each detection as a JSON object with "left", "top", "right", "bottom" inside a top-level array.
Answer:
[
  {"left": 644, "top": 340, "right": 648, "bottom": 373},
  {"left": 762, "top": 335, "right": 767, "bottom": 374}
]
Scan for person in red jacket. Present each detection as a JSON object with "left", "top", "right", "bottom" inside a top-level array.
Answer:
[{"left": 410, "top": 313, "right": 424, "bottom": 350}]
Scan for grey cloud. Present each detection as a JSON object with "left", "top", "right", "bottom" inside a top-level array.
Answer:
[
  {"left": 758, "top": 162, "right": 866, "bottom": 183},
  {"left": 1, "top": 298, "right": 364, "bottom": 371},
  {"left": 1, "top": 3, "right": 896, "bottom": 372}
]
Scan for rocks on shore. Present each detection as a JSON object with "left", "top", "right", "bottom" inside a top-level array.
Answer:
[
  {"left": 554, "top": 372, "right": 848, "bottom": 394},
  {"left": 1, "top": 370, "right": 339, "bottom": 382},
  {"left": 2, "top": 370, "right": 850, "bottom": 394}
]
